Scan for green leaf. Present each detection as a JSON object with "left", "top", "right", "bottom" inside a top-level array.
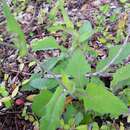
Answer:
[
  {"left": 59, "top": 0, "right": 74, "bottom": 29},
  {"left": 97, "top": 44, "right": 130, "bottom": 70},
  {"left": 65, "top": 49, "right": 91, "bottom": 87},
  {"left": 40, "top": 87, "right": 65, "bottom": 130},
  {"left": 75, "top": 112, "right": 84, "bottom": 125},
  {"left": 63, "top": 104, "right": 77, "bottom": 123},
  {"left": 32, "top": 90, "right": 52, "bottom": 117},
  {"left": 92, "top": 122, "right": 99, "bottom": 130},
  {"left": 111, "top": 78, "right": 130, "bottom": 92},
  {"left": 53, "top": 58, "right": 69, "bottom": 73},
  {"left": 121, "top": 88, "right": 130, "bottom": 105},
  {"left": 79, "top": 21, "right": 93, "bottom": 43},
  {"left": 21, "top": 73, "right": 41, "bottom": 91},
  {"left": 42, "top": 56, "right": 64, "bottom": 71},
  {"left": 120, "top": 0, "right": 128, "bottom": 3},
  {"left": 83, "top": 83, "right": 128, "bottom": 117},
  {"left": 99, "top": 4, "right": 110, "bottom": 14},
  {"left": 0, "top": 86, "right": 8, "bottom": 96},
  {"left": 49, "top": 1, "right": 59, "bottom": 20},
  {"left": 76, "top": 125, "right": 88, "bottom": 130},
  {"left": 2, "top": 0, "right": 28, "bottom": 57},
  {"left": 0, "top": 85, "right": 12, "bottom": 108},
  {"left": 100, "top": 125, "right": 109, "bottom": 130},
  {"left": 61, "top": 74, "right": 75, "bottom": 93},
  {"left": 32, "top": 36, "right": 59, "bottom": 51},
  {"left": 111, "top": 64, "right": 130, "bottom": 87},
  {"left": 48, "top": 24, "right": 65, "bottom": 33},
  {"left": 30, "top": 78, "right": 58, "bottom": 89}
]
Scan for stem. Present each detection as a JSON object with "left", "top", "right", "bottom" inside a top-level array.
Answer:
[
  {"left": 86, "top": 34, "right": 130, "bottom": 77},
  {"left": 28, "top": 54, "right": 69, "bottom": 91}
]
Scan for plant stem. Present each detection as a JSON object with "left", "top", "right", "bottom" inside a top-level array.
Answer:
[
  {"left": 28, "top": 54, "right": 69, "bottom": 91},
  {"left": 86, "top": 34, "right": 130, "bottom": 77}
]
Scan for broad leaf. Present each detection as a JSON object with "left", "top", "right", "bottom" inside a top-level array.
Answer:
[
  {"left": 79, "top": 21, "right": 93, "bottom": 43},
  {"left": 30, "top": 78, "right": 58, "bottom": 89},
  {"left": 83, "top": 83, "right": 128, "bottom": 117},
  {"left": 42, "top": 56, "right": 64, "bottom": 71},
  {"left": 32, "top": 36, "right": 59, "bottom": 51},
  {"left": 97, "top": 43, "right": 130, "bottom": 70},
  {"left": 32, "top": 90, "right": 52, "bottom": 117},
  {"left": 40, "top": 87, "right": 65, "bottom": 130},
  {"left": 111, "top": 64, "right": 130, "bottom": 87},
  {"left": 53, "top": 58, "right": 69, "bottom": 73},
  {"left": 65, "top": 49, "right": 91, "bottom": 87},
  {"left": 21, "top": 73, "right": 42, "bottom": 91},
  {"left": 2, "top": 0, "right": 28, "bottom": 56}
]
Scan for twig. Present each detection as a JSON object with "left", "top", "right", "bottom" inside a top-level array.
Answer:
[
  {"left": 99, "top": 35, "right": 129, "bottom": 72},
  {"left": 86, "top": 11, "right": 130, "bottom": 77},
  {"left": 86, "top": 34, "right": 130, "bottom": 77},
  {"left": 28, "top": 54, "right": 69, "bottom": 92}
]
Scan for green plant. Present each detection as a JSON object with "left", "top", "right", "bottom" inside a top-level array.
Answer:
[{"left": 1, "top": 0, "right": 130, "bottom": 130}]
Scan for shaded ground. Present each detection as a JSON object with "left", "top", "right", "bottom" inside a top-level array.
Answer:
[{"left": 0, "top": 0, "right": 130, "bottom": 130}]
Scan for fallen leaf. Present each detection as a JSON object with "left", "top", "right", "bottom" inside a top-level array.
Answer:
[
  {"left": 26, "top": 94, "right": 36, "bottom": 102},
  {"left": 11, "top": 86, "right": 19, "bottom": 98},
  {"left": 15, "top": 98, "right": 25, "bottom": 106}
]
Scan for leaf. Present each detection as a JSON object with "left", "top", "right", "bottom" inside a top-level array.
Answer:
[
  {"left": 61, "top": 74, "right": 75, "bottom": 93},
  {"left": 99, "top": 4, "right": 110, "bottom": 14},
  {"left": 59, "top": 0, "right": 74, "bottom": 29},
  {"left": 15, "top": 98, "right": 24, "bottom": 106},
  {"left": 83, "top": 83, "right": 128, "bottom": 117},
  {"left": 79, "top": 21, "right": 93, "bottom": 43},
  {"left": 111, "top": 78, "right": 130, "bottom": 92},
  {"left": 40, "top": 87, "right": 65, "bottom": 130},
  {"left": 48, "top": 24, "right": 65, "bottom": 33},
  {"left": 92, "top": 122, "right": 99, "bottom": 130},
  {"left": 32, "top": 90, "right": 52, "bottom": 117},
  {"left": 53, "top": 58, "right": 69, "bottom": 74},
  {"left": 11, "top": 86, "right": 19, "bottom": 98},
  {"left": 21, "top": 74, "right": 41, "bottom": 91},
  {"left": 100, "top": 125, "right": 109, "bottom": 130},
  {"left": 0, "top": 96, "right": 12, "bottom": 108},
  {"left": 120, "top": 0, "right": 128, "bottom": 3},
  {"left": 0, "top": 86, "right": 8, "bottom": 96},
  {"left": 97, "top": 43, "right": 130, "bottom": 70},
  {"left": 75, "top": 112, "right": 84, "bottom": 125},
  {"left": 111, "top": 64, "right": 130, "bottom": 87},
  {"left": 120, "top": 123, "right": 125, "bottom": 130},
  {"left": 42, "top": 56, "right": 63, "bottom": 71},
  {"left": 65, "top": 49, "right": 91, "bottom": 87},
  {"left": 26, "top": 94, "right": 36, "bottom": 102},
  {"left": 49, "top": 1, "right": 59, "bottom": 20},
  {"left": 2, "top": 0, "right": 28, "bottom": 56},
  {"left": 76, "top": 125, "right": 88, "bottom": 130},
  {"left": 63, "top": 104, "right": 77, "bottom": 123},
  {"left": 0, "top": 96, "right": 11, "bottom": 103},
  {"left": 123, "top": 88, "right": 130, "bottom": 105},
  {"left": 32, "top": 36, "right": 59, "bottom": 51},
  {"left": 30, "top": 78, "right": 58, "bottom": 89}
]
